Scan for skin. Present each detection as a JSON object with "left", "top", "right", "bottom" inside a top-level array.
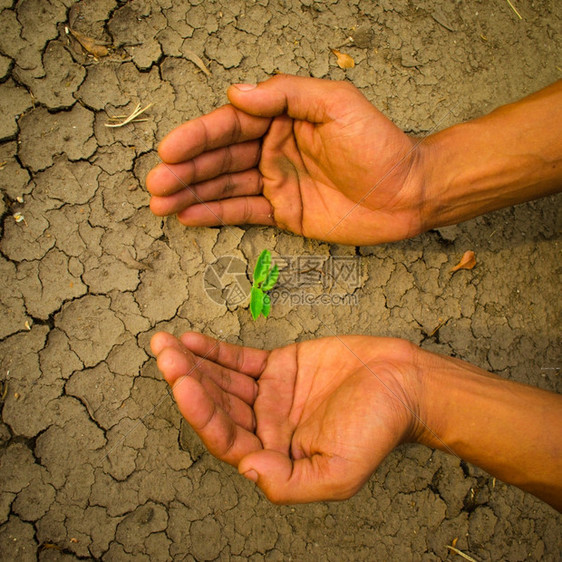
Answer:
[
  {"left": 151, "top": 332, "right": 562, "bottom": 510},
  {"left": 147, "top": 76, "right": 562, "bottom": 509},
  {"left": 146, "top": 76, "right": 562, "bottom": 245},
  {"left": 146, "top": 76, "right": 427, "bottom": 245},
  {"left": 151, "top": 332, "right": 420, "bottom": 504}
]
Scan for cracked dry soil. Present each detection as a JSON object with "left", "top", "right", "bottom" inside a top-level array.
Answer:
[{"left": 0, "top": 0, "right": 561, "bottom": 560}]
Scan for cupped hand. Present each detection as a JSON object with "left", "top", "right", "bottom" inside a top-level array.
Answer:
[
  {"left": 146, "top": 75, "right": 428, "bottom": 245},
  {"left": 151, "top": 331, "right": 421, "bottom": 504}
]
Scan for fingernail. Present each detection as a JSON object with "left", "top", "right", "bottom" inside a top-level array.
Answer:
[
  {"left": 233, "top": 83, "right": 257, "bottom": 91},
  {"left": 242, "top": 469, "right": 259, "bottom": 483}
]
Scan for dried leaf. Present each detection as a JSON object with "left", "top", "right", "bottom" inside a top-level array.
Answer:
[
  {"left": 331, "top": 49, "right": 355, "bottom": 69},
  {"left": 450, "top": 250, "right": 476, "bottom": 273},
  {"left": 39, "top": 543, "right": 62, "bottom": 551},
  {"left": 69, "top": 28, "right": 109, "bottom": 58},
  {"left": 183, "top": 48, "right": 211, "bottom": 76}
]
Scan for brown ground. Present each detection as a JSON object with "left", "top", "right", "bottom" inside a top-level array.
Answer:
[{"left": 0, "top": 0, "right": 561, "bottom": 560}]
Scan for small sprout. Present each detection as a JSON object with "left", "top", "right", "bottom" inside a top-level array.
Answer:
[
  {"left": 16, "top": 195, "right": 24, "bottom": 203},
  {"left": 450, "top": 250, "right": 476, "bottom": 273},
  {"left": 250, "top": 250, "right": 279, "bottom": 320},
  {"left": 331, "top": 48, "right": 355, "bottom": 69},
  {"left": 14, "top": 392, "right": 20, "bottom": 400},
  {"left": 24, "top": 320, "right": 32, "bottom": 330}
]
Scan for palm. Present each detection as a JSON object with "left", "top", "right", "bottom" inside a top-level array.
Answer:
[
  {"left": 259, "top": 109, "right": 421, "bottom": 244},
  {"left": 151, "top": 332, "right": 415, "bottom": 503},
  {"left": 253, "top": 337, "right": 413, "bottom": 499}
]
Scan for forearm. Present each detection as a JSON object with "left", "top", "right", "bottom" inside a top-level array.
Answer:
[
  {"left": 422, "top": 80, "right": 562, "bottom": 229},
  {"left": 414, "top": 350, "right": 562, "bottom": 511}
]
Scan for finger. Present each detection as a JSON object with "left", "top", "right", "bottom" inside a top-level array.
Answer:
[
  {"left": 151, "top": 332, "right": 193, "bottom": 385},
  {"left": 238, "top": 450, "right": 363, "bottom": 504},
  {"left": 172, "top": 374, "right": 262, "bottom": 466},
  {"left": 146, "top": 140, "right": 261, "bottom": 197},
  {"left": 180, "top": 332, "right": 269, "bottom": 378},
  {"left": 151, "top": 331, "right": 183, "bottom": 360},
  {"left": 149, "top": 169, "right": 263, "bottom": 217},
  {"left": 194, "top": 357, "right": 259, "bottom": 406},
  {"left": 159, "top": 104, "right": 271, "bottom": 164},
  {"left": 153, "top": 337, "right": 257, "bottom": 434},
  {"left": 176, "top": 196, "right": 275, "bottom": 227},
  {"left": 227, "top": 75, "right": 369, "bottom": 123}
]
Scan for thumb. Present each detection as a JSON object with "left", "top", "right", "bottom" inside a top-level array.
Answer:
[
  {"left": 239, "top": 449, "right": 363, "bottom": 504},
  {"left": 227, "top": 74, "right": 367, "bottom": 122}
]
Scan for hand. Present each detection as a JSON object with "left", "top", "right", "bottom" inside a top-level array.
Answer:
[
  {"left": 146, "top": 75, "right": 427, "bottom": 245},
  {"left": 151, "top": 331, "right": 420, "bottom": 503}
]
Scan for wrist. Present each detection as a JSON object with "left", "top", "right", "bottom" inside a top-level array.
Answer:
[
  {"left": 408, "top": 349, "right": 462, "bottom": 450},
  {"left": 408, "top": 347, "right": 562, "bottom": 510},
  {"left": 420, "top": 121, "right": 477, "bottom": 231},
  {"left": 385, "top": 341, "right": 431, "bottom": 446},
  {"left": 419, "top": 82, "right": 562, "bottom": 231},
  {"left": 420, "top": 118, "right": 532, "bottom": 230}
]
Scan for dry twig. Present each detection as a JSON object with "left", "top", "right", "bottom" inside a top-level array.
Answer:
[
  {"left": 105, "top": 103, "right": 153, "bottom": 128},
  {"left": 506, "top": 0, "right": 522, "bottom": 20},
  {"left": 429, "top": 318, "right": 448, "bottom": 337},
  {"left": 446, "top": 545, "right": 479, "bottom": 562}
]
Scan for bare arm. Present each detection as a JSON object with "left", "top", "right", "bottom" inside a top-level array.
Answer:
[
  {"left": 414, "top": 349, "right": 562, "bottom": 511},
  {"left": 422, "top": 80, "right": 562, "bottom": 230}
]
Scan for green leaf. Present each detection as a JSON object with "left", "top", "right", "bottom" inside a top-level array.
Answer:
[
  {"left": 253, "top": 250, "right": 271, "bottom": 285},
  {"left": 250, "top": 286, "right": 264, "bottom": 320},
  {"left": 262, "top": 294, "right": 271, "bottom": 317},
  {"left": 261, "top": 264, "right": 279, "bottom": 291}
]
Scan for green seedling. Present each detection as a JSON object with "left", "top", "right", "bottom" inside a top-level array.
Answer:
[{"left": 250, "top": 249, "right": 279, "bottom": 320}]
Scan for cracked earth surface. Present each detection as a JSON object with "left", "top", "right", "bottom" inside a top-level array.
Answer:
[{"left": 0, "top": 0, "right": 561, "bottom": 560}]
